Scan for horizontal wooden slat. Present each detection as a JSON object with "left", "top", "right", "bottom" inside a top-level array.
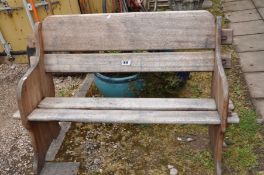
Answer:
[
  {"left": 39, "top": 97, "right": 235, "bottom": 111},
  {"left": 29, "top": 109, "right": 220, "bottom": 124},
  {"left": 44, "top": 51, "right": 214, "bottom": 72},
  {"left": 13, "top": 99, "right": 235, "bottom": 120},
  {"left": 39, "top": 98, "right": 217, "bottom": 111},
  {"left": 42, "top": 11, "right": 215, "bottom": 51},
  {"left": 28, "top": 109, "right": 239, "bottom": 124}
]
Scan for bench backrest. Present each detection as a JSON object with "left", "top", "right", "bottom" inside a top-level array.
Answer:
[{"left": 39, "top": 11, "right": 217, "bottom": 73}]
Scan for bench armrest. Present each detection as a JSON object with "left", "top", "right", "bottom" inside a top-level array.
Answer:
[
  {"left": 17, "top": 59, "right": 42, "bottom": 128},
  {"left": 17, "top": 22, "right": 55, "bottom": 129},
  {"left": 17, "top": 55, "right": 55, "bottom": 129}
]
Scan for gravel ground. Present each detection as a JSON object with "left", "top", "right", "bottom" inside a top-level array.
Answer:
[
  {"left": 0, "top": 63, "right": 33, "bottom": 175},
  {"left": 0, "top": 63, "right": 83, "bottom": 174}
]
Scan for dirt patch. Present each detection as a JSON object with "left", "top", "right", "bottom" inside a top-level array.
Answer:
[{"left": 55, "top": 72, "right": 215, "bottom": 175}]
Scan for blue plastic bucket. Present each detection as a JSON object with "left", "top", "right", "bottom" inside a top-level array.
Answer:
[{"left": 94, "top": 73, "right": 144, "bottom": 97}]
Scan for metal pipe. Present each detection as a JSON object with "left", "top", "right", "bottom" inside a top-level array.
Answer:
[
  {"left": 0, "top": 31, "right": 13, "bottom": 59},
  {"left": 22, "top": 0, "right": 35, "bottom": 30},
  {"left": 0, "top": 51, "right": 27, "bottom": 56}
]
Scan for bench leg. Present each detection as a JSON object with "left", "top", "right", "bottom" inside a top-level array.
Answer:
[
  {"left": 209, "top": 125, "right": 224, "bottom": 175},
  {"left": 30, "top": 121, "right": 61, "bottom": 174}
]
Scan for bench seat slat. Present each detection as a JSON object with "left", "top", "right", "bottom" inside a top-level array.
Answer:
[
  {"left": 39, "top": 97, "right": 217, "bottom": 111},
  {"left": 39, "top": 97, "right": 235, "bottom": 111},
  {"left": 28, "top": 109, "right": 239, "bottom": 124},
  {"left": 44, "top": 51, "right": 214, "bottom": 73}
]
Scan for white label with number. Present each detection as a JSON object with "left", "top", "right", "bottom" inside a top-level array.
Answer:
[{"left": 121, "top": 60, "right": 131, "bottom": 66}]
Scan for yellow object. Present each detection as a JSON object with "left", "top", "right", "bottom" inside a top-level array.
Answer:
[{"left": 0, "top": 0, "right": 81, "bottom": 63}]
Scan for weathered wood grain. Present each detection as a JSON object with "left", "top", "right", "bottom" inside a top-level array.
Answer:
[
  {"left": 39, "top": 97, "right": 235, "bottom": 111},
  {"left": 17, "top": 23, "right": 60, "bottom": 175},
  {"left": 221, "top": 29, "right": 233, "bottom": 45},
  {"left": 13, "top": 99, "right": 235, "bottom": 119},
  {"left": 28, "top": 109, "right": 239, "bottom": 124},
  {"left": 42, "top": 11, "right": 215, "bottom": 51},
  {"left": 44, "top": 51, "right": 215, "bottom": 72},
  {"left": 209, "top": 16, "right": 229, "bottom": 175},
  {"left": 213, "top": 17, "right": 229, "bottom": 133}
]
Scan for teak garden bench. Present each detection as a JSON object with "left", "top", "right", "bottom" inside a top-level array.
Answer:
[{"left": 17, "top": 11, "right": 239, "bottom": 175}]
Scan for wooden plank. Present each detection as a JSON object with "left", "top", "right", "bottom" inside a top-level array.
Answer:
[
  {"left": 212, "top": 17, "right": 229, "bottom": 132},
  {"left": 39, "top": 98, "right": 217, "bottom": 110},
  {"left": 42, "top": 11, "right": 215, "bottom": 51},
  {"left": 44, "top": 51, "right": 215, "bottom": 73},
  {"left": 39, "top": 97, "right": 231, "bottom": 111},
  {"left": 45, "top": 122, "right": 71, "bottom": 161},
  {"left": 29, "top": 109, "right": 220, "bottom": 124},
  {"left": 222, "top": 52, "right": 232, "bottom": 69},
  {"left": 40, "top": 162, "right": 80, "bottom": 175},
  {"left": 221, "top": 29, "right": 233, "bottom": 45},
  {"left": 74, "top": 74, "right": 94, "bottom": 97},
  {"left": 210, "top": 16, "right": 229, "bottom": 175},
  {"left": 12, "top": 99, "right": 235, "bottom": 119},
  {"left": 28, "top": 109, "right": 239, "bottom": 124},
  {"left": 46, "top": 74, "right": 93, "bottom": 161}
]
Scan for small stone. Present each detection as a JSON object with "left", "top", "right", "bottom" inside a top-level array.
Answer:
[
  {"left": 170, "top": 168, "right": 178, "bottom": 175},
  {"left": 186, "top": 137, "right": 194, "bottom": 142},
  {"left": 67, "top": 76, "right": 72, "bottom": 81},
  {"left": 168, "top": 165, "right": 174, "bottom": 169},
  {"left": 177, "top": 137, "right": 182, "bottom": 141},
  {"left": 10, "top": 65, "right": 16, "bottom": 69},
  {"left": 93, "top": 158, "right": 100, "bottom": 165}
]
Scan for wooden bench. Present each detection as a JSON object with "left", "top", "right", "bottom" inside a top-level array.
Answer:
[{"left": 17, "top": 11, "right": 239, "bottom": 175}]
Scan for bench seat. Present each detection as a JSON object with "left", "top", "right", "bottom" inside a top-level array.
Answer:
[{"left": 28, "top": 98, "right": 239, "bottom": 124}]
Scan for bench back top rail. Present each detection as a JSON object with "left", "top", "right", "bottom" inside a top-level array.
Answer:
[{"left": 42, "top": 11, "right": 216, "bottom": 52}]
